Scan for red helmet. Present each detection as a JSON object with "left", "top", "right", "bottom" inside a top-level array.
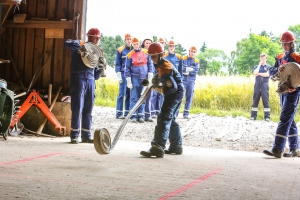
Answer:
[
  {"left": 280, "top": 31, "right": 295, "bottom": 43},
  {"left": 87, "top": 28, "right": 101, "bottom": 38},
  {"left": 148, "top": 42, "right": 164, "bottom": 55}
]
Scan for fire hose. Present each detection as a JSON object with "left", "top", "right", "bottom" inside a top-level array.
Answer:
[
  {"left": 270, "top": 62, "right": 300, "bottom": 94},
  {"left": 94, "top": 80, "right": 153, "bottom": 155}
]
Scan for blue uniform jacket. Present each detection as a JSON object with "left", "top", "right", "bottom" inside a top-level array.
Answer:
[
  {"left": 254, "top": 64, "right": 271, "bottom": 83},
  {"left": 125, "top": 49, "right": 154, "bottom": 79},
  {"left": 65, "top": 39, "right": 101, "bottom": 80},
  {"left": 115, "top": 45, "right": 132, "bottom": 73},
  {"left": 155, "top": 58, "right": 184, "bottom": 101},
  {"left": 164, "top": 52, "right": 183, "bottom": 77},
  {"left": 269, "top": 50, "right": 300, "bottom": 76},
  {"left": 182, "top": 55, "right": 199, "bottom": 82}
]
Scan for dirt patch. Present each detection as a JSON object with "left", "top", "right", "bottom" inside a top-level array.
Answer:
[{"left": 92, "top": 106, "right": 281, "bottom": 153}]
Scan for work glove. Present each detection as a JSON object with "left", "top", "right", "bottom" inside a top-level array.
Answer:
[
  {"left": 148, "top": 72, "right": 153, "bottom": 82},
  {"left": 151, "top": 74, "right": 164, "bottom": 94},
  {"left": 186, "top": 67, "right": 194, "bottom": 72},
  {"left": 116, "top": 72, "right": 123, "bottom": 83},
  {"left": 152, "top": 86, "right": 164, "bottom": 94},
  {"left": 126, "top": 77, "right": 133, "bottom": 89}
]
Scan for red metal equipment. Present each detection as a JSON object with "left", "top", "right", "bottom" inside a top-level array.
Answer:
[{"left": 9, "top": 90, "right": 66, "bottom": 135}]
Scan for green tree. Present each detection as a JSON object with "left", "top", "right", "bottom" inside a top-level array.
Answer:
[
  {"left": 288, "top": 24, "right": 300, "bottom": 52},
  {"left": 234, "top": 33, "right": 282, "bottom": 75},
  {"left": 228, "top": 51, "right": 237, "bottom": 75},
  {"left": 99, "top": 35, "right": 125, "bottom": 67},
  {"left": 200, "top": 42, "right": 207, "bottom": 52},
  {"left": 196, "top": 48, "right": 229, "bottom": 75},
  {"left": 260, "top": 31, "right": 276, "bottom": 42},
  {"left": 175, "top": 44, "right": 187, "bottom": 55}
]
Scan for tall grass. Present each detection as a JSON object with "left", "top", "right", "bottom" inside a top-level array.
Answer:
[{"left": 95, "top": 76, "right": 300, "bottom": 122}]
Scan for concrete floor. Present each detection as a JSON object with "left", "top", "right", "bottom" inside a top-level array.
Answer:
[{"left": 1, "top": 136, "right": 300, "bottom": 200}]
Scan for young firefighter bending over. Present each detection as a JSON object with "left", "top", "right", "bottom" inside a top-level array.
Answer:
[{"left": 140, "top": 42, "right": 184, "bottom": 158}]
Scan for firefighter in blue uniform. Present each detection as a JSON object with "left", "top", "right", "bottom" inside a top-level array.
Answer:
[
  {"left": 125, "top": 37, "right": 154, "bottom": 123},
  {"left": 263, "top": 31, "right": 300, "bottom": 158},
  {"left": 140, "top": 42, "right": 184, "bottom": 158},
  {"left": 141, "top": 37, "right": 155, "bottom": 122},
  {"left": 115, "top": 33, "right": 132, "bottom": 119},
  {"left": 250, "top": 53, "right": 271, "bottom": 121},
  {"left": 182, "top": 46, "right": 199, "bottom": 119},
  {"left": 164, "top": 39, "right": 183, "bottom": 77},
  {"left": 150, "top": 38, "right": 166, "bottom": 118},
  {"left": 65, "top": 28, "right": 105, "bottom": 144}
]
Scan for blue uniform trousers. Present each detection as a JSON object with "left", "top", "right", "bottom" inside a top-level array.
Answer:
[
  {"left": 130, "top": 77, "right": 145, "bottom": 120},
  {"left": 116, "top": 72, "right": 130, "bottom": 117},
  {"left": 151, "top": 98, "right": 182, "bottom": 149},
  {"left": 70, "top": 75, "right": 94, "bottom": 139},
  {"left": 273, "top": 87, "right": 300, "bottom": 152},
  {"left": 251, "top": 79, "right": 270, "bottom": 119},
  {"left": 183, "top": 81, "right": 195, "bottom": 117},
  {"left": 150, "top": 91, "right": 164, "bottom": 116}
]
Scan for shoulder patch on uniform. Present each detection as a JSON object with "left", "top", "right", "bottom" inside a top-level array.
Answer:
[
  {"left": 277, "top": 53, "right": 285, "bottom": 60},
  {"left": 127, "top": 50, "right": 135, "bottom": 58},
  {"left": 182, "top": 55, "right": 188, "bottom": 60},
  {"left": 290, "top": 52, "right": 300, "bottom": 63},
  {"left": 194, "top": 58, "right": 199, "bottom": 63},
  {"left": 117, "top": 45, "right": 125, "bottom": 53},
  {"left": 141, "top": 48, "right": 148, "bottom": 54},
  {"left": 175, "top": 53, "right": 182, "bottom": 59},
  {"left": 163, "top": 51, "right": 169, "bottom": 57}
]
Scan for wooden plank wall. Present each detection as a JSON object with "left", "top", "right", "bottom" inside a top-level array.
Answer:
[{"left": 0, "top": 0, "right": 87, "bottom": 93}]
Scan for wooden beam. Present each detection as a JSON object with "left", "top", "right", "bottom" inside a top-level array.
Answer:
[
  {"left": 3, "top": 20, "right": 73, "bottom": 29},
  {"left": 0, "top": 0, "right": 17, "bottom": 4}
]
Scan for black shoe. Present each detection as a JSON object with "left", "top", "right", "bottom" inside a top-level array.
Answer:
[
  {"left": 145, "top": 118, "right": 154, "bottom": 122},
  {"left": 140, "top": 145, "right": 164, "bottom": 158},
  {"left": 116, "top": 116, "right": 125, "bottom": 119},
  {"left": 70, "top": 138, "right": 78, "bottom": 144},
  {"left": 283, "top": 149, "right": 298, "bottom": 157},
  {"left": 81, "top": 138, "right": 94, "bottom": 143},
  {"left": 263, "top": 148, "right": 282, "bottom": 158},
  {"left": 165, "top": 145, "right": 183, "bottom": 155}
]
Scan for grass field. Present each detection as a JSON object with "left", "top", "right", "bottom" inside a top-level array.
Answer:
[{"left": 95, "top": 75, "right": 300, "bottom": 122}]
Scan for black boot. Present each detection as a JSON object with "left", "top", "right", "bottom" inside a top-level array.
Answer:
[
  {"left": 81, "top": 137, "right": 93, "bottom": 143},
  {"left": 283, "top": 149, "right": 298, "bottom": 157},
  {"left": 140, "top": 145, "right": 164, "bottom": 158},
  {"left": 165, "top": 145, "right": 183, "bottom": 155},
  {"left": 263, "top": 148, "right": 282, "bottom": 158}
]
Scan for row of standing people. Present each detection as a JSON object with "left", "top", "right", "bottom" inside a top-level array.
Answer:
[{"left": 114, "top": 34, "right": 200, "bottom": 123}]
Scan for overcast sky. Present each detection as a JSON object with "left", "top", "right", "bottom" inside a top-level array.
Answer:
[{"left": 86, "top": 0, "right": 300, "bottom": 55}]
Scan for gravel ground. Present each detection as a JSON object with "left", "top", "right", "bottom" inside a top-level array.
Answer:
[{"left": 92, "top": 106, "right": 285, "bottom": 153}]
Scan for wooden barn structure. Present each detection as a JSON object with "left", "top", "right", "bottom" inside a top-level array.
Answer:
[
  {"left": 0, "top": 0, "right": 89, "bottom": 136},
  {"left": 0, "top": 0, "right": 87, "bottom": 93}
]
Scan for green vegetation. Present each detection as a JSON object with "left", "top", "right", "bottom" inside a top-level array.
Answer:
[
  {"left": 95, "top": 24, "right": 300, "bottom": 122},
  {"left": 95, "top": 76, "right": 300, "bottom": 122}
]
